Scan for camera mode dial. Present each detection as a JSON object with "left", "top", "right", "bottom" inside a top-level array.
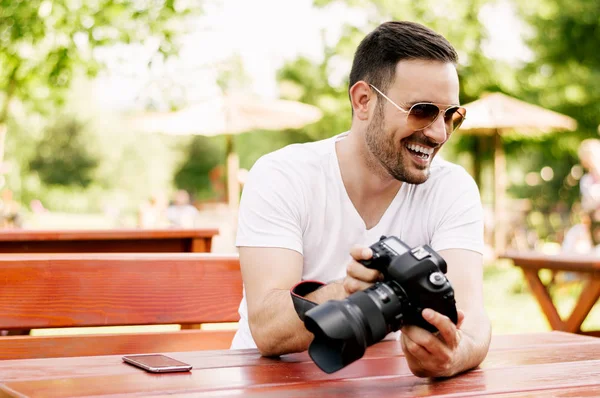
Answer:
[{"left": 429, "top": 272, "right": 446, "bottom": 287}]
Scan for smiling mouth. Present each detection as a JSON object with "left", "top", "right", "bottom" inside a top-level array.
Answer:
[{"left": 405, "top": 142, "right": 434, "bottom": 161}]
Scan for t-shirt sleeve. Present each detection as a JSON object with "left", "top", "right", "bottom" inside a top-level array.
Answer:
[
  {"left": 235, "top": 156, "right": 305, "bottom": 254},
  {"left": 429, "top": 168, "right": 484, "bottom": 255}
]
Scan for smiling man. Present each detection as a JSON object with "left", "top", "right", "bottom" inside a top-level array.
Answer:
[{"left": 231, "top": 21, "right": 491, "bottom": 378}]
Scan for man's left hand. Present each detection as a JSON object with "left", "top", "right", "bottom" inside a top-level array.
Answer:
[{"left": 400, "top": 308, "right": 466, "bottom": 378}]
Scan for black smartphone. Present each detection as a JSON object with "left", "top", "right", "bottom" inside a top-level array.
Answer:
[{"left": 122, "top": 354, "right": 193, "bottom": 373}]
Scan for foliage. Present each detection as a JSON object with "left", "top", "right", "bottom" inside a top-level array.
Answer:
[
  {"left": 518, "top": 0, "right": 600, "bottom": 134},
  {"left": 173, "top": 135, "right": 225, "bottom": 201},
  {"left": 0, "top": 0, "right": 199, "bottom": 214},
  {"left": 277, "top": 0, "right": 519, "bottom": 153},
  {"left": 0, "top": 0, "right": 198, "bottom": 120},
  {"left": 29, "top": 117, "right": 99, "bottom": 188},
  {"left": 504, "top": 0, "right": 600, "bottom": 232}
]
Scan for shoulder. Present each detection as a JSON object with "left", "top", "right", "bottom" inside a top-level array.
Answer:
[
  {"left": 420, "top": 156, "right": 479, "bottom": 195},
  {"left": 248, "top": 137, "right": 334, "bottom": 181}
]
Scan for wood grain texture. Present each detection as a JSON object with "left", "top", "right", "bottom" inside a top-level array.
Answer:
[
  {"left": 0, "top": 253, "right": 242, "bottom": 329},
  {"left": 1, "top": 335, "right": 599, "bottom": 398},
  {"left": 1, "top": 334, "right": 598, "bottom": 382},
  {"left": 0, "top": 228, "right": 218, "bottom": 253},
  {"left": 0, "top": 330, "right": 237, "bottom": 360}
]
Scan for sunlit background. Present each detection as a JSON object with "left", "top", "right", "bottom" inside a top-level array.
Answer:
[{"left": 1, "top": 0, "right": 599, "bottom": 334}]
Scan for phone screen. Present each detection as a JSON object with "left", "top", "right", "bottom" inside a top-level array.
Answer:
[{"left": 123, "top": 354, "right": 192, "bottom": 372}]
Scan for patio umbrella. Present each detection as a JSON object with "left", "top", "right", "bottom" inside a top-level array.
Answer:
[
  {"left": 125, "top": 93, "right": 323, "bottom": 209},
  {"left": 459, "top": 92, "right": 577, "bottom": 255}
]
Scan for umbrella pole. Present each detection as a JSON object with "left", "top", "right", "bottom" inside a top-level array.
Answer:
[
  {"left": 225, "top": 134, "right": 240, "bottom": 211},
  {"left": 494, "top": 129, "right": 507, "bottom": 256}
]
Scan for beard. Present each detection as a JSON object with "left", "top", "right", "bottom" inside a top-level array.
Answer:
[{"left": 365, "top": 105, "right": 433, "bottom": 185}]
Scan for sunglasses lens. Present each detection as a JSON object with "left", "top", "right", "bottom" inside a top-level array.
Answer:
[
  {"left": 446, "top": 107, "right": 466, "bottom": 131},
  {"left": 408, "top": 104, "right": 440, "bottom": 129}
]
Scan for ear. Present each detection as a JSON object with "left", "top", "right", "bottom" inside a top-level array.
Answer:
[{"left": 349, "top": 81, "right": 373, "bottom": 121}]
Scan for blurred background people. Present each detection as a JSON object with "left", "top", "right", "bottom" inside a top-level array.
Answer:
[
  {"left": 0, "top": 189, "right": 23, "bottom": 229},
  {"left": 138, "top": 192, "right": 168, "bottom": 228},
  {"left": 578, "top": 139, "right": 600, "bottom": 222},
  {"left": 562, "top": 139, "right": 600, "bottom": 254},
  {"left": 166, "top": 189, "right": 199, "bottom": 228}
]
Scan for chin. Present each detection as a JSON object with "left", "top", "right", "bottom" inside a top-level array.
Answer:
[
  {"left": 397, "top": 167, "right": 430, "bottom": 184},
  {"left": 406, "top": 174, "right": 429, "bottom": 185}
]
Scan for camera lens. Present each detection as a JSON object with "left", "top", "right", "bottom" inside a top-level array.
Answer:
[{"left": 304, "top": 282, "right": 406, "bottom": 373}]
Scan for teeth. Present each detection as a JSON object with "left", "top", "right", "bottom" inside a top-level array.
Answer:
[{"left": 406, "top": 143, "right": 434, "bottom": 155}]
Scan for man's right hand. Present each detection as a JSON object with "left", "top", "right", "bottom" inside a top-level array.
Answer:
[{"left": 342, "top": 245, "right": 382, "bottom": 295}]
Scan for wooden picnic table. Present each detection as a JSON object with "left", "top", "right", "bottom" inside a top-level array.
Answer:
[
  {"left": 0, "top": 331, "right": 597, "bottom": 397},
  {"left": 502, "top": 250, "right": 600, "bottom": 337},
  {"left": 0, "top": 228, "right": 219, "bottom": 253}
]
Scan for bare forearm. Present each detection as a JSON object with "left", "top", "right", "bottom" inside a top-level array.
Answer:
[
  {"left": 250, "top": 281, "right": 347, "bottom": 356},
  {"left": 455, "top": 310, "right": 492, "bottom": 375}
]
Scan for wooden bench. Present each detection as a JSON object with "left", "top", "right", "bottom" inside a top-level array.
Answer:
[
  {"left": 0, "top": 228, "right": 219, "bottom": 253},
  {"left": 502, "top": 250, "right": 600, "bottom": 337},
  {"left": 0, "top": 253, "right": 242, "bottom": 360}
]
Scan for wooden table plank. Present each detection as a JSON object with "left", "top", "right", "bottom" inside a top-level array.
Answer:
[
  {"left": 1, "top": 333, "right": 598, "bottom": 397},
  {"left": 2, "top": 356, "right": 599, "bottom": 397},
  {"left": 0, "top": 228, "right": 219, "bottom": 253},
  {"left": 0, "top": 332, "right": 593, "bottom": 382}
]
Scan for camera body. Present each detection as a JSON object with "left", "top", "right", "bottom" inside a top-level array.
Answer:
[{"left": 302, "top": 236, "right": 458, "bottom": 374}]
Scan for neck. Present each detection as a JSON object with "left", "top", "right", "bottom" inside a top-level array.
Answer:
[{"left": 336, "top": 128, "right": 401, "bottom": 202}]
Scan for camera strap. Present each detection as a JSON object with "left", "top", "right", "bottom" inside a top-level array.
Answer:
[{"left": 290, "top": 280, "right": 325, "bottom": 321}]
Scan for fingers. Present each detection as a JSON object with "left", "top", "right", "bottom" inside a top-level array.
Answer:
[
  {"left": 344, "top": 246, "right": 380, "bottom": 294},
  {"left": 346, "top": 259, "right": 380, "bottom": 282},
  {"left": 349, "top": 245, "right": 373, "bottom": 262},
  {"left": 422, "top": 309, "right": 461, "bottom": 349},
  {"left": 456, "top": 310, "right": 465, "bottom": 329},
  {"left": 402, "top": 325, "right": 445, "bottom": 357}
]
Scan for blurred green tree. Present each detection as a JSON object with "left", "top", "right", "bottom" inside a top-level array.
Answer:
[
  {"left": 277, "top": 0, "right": 511, "bottom": 141},
  {"left": 29, "top": 117, "right": 99, "bottom": 188},
  {"left": 504, "top": 0, "right": 600, "bottom": 235},
  {"left": 173, "top": 135, "right": 225, "bottom": 202},
  {"left": 0, "top": 0, "right": 199, "bottom": 163}
]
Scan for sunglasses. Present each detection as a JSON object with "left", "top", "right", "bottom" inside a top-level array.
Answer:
[{"left": 369, "top": 84, "right": 466, "bottom": 133}]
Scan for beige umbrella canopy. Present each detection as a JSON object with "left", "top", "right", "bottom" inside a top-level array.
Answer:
[
  {"left": 125, "top": 93, "right": 323, "bottom": 209},
  {"left": 459, "top": 92, "right": 577, "bottom": 255}
]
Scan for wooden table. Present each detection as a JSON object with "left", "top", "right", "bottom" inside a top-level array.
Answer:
[
  {"left": 1, "top": 332, "right": 598, "bottom": 397},
  {"left": 503, "top": 251, "right": 600, "bottom": 337},
  {"left": 0, "top": 228, "right": 219, "bottom": 253}
]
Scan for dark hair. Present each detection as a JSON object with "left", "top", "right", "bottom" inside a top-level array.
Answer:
[{"left": 349, "top": 21, "right": 458, "bottom": 94}]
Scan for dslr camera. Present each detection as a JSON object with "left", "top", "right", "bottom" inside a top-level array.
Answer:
[{"left": 301, "top": 236, "right": 457, "bottom": 374}]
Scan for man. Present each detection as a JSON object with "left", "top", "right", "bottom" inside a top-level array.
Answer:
[{"left": 231, "top": 20, "right": 491, "bottom": 378}]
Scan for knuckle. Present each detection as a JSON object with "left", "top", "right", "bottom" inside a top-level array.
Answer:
[
  {"left": 346, "top": 262, "right": 354, "bottom": 274},
  {"left": 422, "top": 334, "right": 436, "bottom": 346},
  {"left": 344, "top": 278, "right": 360, "bottom": 293},
  {"left": 439, "top": 351, "right": 452, "bottom": 364},
  {"left": 367, "top": 269, "right": 380, "bottom": 281}
]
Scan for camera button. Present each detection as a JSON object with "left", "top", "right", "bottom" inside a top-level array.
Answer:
[{"left": 429, "top": 272, "right": 446, "bottom": 287}]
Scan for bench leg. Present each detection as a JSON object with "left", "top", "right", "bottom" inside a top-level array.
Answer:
[{"left": 180, "top": 324, "right": 202, "bottom": 330}]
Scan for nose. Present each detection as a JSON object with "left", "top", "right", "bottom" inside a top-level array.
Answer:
[{"left": 422, "top": 112, "right": 447, "bottom": 145}]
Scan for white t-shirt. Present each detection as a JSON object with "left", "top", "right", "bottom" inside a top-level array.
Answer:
[{"left": 230, "top": 132, "right": 484, "bottom": 349}]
